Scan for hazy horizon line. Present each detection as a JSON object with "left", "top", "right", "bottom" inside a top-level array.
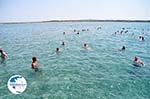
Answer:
[{"left": 1, "top": 19, "right": 150, "bottom": 24}]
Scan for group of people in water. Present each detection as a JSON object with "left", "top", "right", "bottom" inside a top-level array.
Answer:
[
  {"left": 119, "top": 45, "right": 144, "bottom": 67},
  {"left": 115, "top": 27, "right": 145, "bottom": 66},
  {"left": 139, "top": 36, "right": 145, "bottom": 41},
  {"left": 0, "top": 26, "right": 146, "bottom": 72},
  {"left": 114, "top": 27, "right": 145, "bottom": 41},
  {"left": 114, "top": 28, "right": 129, "bottom": 35},
  {"left": 30, "top": 42, "right": 91, "bottom": 72},
  {"left": 31, "top": 29, "right": 92, "bottom": 72},
  {"left": 33, "top": 26, "right": 144, "bottom": 69}
]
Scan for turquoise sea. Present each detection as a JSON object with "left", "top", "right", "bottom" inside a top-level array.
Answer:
[{"left": 0, "top": 22, "right": 150, "bottom": 99}]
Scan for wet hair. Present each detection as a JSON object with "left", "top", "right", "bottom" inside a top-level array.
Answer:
[
  {"left": 62, "top": 42, "right": 65, "bottom": 45},
  {"left": 142, "top": 37, "right": 144, "bottom": 41},
  {"left": 122, "top": 46, "right": 125, "bottom": 50},
  {"left": 32, "top": 57, "right": 37, "bottom": 62},
  {"left": 84, "top": 44, "right": 87, "bottom": 47},
  {"left": 0, "top": 49, "right": 2, "bottom": 53},
  {"left": 134, "top": 57, "right": 138, "bottom": 61},
  {"left": 56, "top": 48, "right": 59, "bottom": 51}
]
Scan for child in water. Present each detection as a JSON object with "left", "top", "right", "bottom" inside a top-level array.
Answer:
[{"left": 31, "top": 57, "right": 39, "bottom": 72}]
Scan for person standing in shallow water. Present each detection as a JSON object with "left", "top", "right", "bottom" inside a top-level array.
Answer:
[{"left": 31, "top": 57, "right": 39, "bottom": 72}]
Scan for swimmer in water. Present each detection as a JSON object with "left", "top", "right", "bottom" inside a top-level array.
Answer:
[
  {"left": 31, "top": 57, "right": 39, "bottom": 72},
  {"left": 63, "top": 32, "right": 65, "bottom": 35},
  {"left": 119, "top": 46, "right": 126, "bottom": 51},
  {"left": 133, "top": 56, "right": 144, "bottom": 67},
  {"left": 0, "top": 49, "right": 8, "bottom": 63},
  {"left": 120, "top": 31, "right": 123, "bottom": 34},
  {"left": 77, "top": 30, "right": 80, "bottom": 35},
  {"left": 0, "top": 49, "right": 8, "bottom": 60},
  {"left": 122, "top": 28, "right": 125, "bottom": 30},
  {"left": 74, "top": 29, "right": 76, "bottom": 32},
  {"left": 141, "top": 36, "right": 145, "bottom": 41},
  {"left": 121, "top": 46, "right": 126, "bottom": 50},
  {"left": 139, "top": 36, "right": 145, "bottom": 41},
  {"left": 56, "top": 48, "right": 61, "bottom": 54},
  {"left": 62, "top": 41, "right": 65, "bottom": 46},
  {"left": 125, "top": 30, "right": 128, "bottom": 33},
  {"left": 84, "top": 43, "right": 88, "bottom": 48},
  {"left": 83, "top": 43, "right": 91, "bottom": 50}
]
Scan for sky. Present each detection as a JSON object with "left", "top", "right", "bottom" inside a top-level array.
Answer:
[{"left": 0, "top": 0, "right": 150, "bottom": 22}]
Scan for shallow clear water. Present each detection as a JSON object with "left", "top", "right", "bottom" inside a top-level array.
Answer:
[{"left": 0, "top": 22, "right": 150, "bottom": 99}]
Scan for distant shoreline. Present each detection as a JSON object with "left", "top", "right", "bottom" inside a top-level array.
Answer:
[{"left": 1, "top": 19, "right": 150, "bottom": 24}]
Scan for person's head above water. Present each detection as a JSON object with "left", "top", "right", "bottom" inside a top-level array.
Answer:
[
  {"left": 0, "top": 49, "right": 3, "bottom": 53},
  {"left": 84, "top": 43, "right": 87, "bottom": 47},
  {"left": 62, "top": 42, "right": 65, "bottom": 46},
  {"left": 56, "top": 48, "right": 59, "bottom": 52},
  {"left": 142, "top": 36, "right": 145, "bottom": 41},
  {"left": 32, "top": 57, "right": 37, "bottom": 62},
  {"left": 122, "top": 46, "right": 126, "bottom": 50},
  {"left": 84, "top": 43, "right": 89, "bottom": 49},
  {"left": 134, "top": 57, "right": 138, "bottom": 61}
]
